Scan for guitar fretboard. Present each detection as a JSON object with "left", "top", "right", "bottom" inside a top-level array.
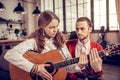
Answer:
[
  {"left": 54, "top": 57, "right": 79, "bottom": 69},
  {"left": 54, "top": 43, "right": 120, "bottom": 69},
  {"left": 54, "top": 51, "right": 105, "bottom": 69}
]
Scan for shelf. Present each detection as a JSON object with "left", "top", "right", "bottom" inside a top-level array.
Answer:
[
  {"left": 0, "top": 21, "right": 8, "bottom": 24},
  {"left": 0, "top": 21, "right": 24, "bottom": 24},
  {"left": 0, "top": 17, "right": 24, "bottom": 24},
  {"left": 10, "top": 20, "right": 25, "bottom": 24}
]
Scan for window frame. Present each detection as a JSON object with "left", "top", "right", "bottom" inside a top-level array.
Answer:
[{"left": 41, "top": 0, "right": 119, "bottom": 33}]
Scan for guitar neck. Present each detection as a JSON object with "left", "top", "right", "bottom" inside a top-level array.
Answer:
[
  {"left": 54, "top": 51, "right": 105, "bottom": 69},
  {"left": 54, "top": 42, "right": 120, "bottom": 69},
  {"left": 54, "top": 57, "right": 79, "bottom": 69}
]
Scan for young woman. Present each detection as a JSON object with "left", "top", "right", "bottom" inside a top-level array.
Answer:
[{"left": 4, "top": 10, "right": 71, "bottom": 80}]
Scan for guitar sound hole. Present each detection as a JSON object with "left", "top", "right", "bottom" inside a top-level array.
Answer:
[{"left": 44, "top": 62, "right": 55, "bottom": 73}]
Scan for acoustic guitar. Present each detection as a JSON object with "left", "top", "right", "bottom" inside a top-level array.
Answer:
[
  {"left": 9, "top": 43, "right": 120, "bottom": 80},
  {"left": 97, "top": 26, "right": 107, "bottom": 49}
]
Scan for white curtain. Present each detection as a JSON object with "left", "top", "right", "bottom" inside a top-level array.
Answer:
[
  {"left": 115, "top": 0, "right": 120, "bottom": 42},
  {"left": 115, "top": 0, "right": 120, "bottom": 30}
]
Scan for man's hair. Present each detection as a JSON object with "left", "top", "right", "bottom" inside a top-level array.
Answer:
[{"left": 76, "top": 17, "right": 93, "bottom": 27}]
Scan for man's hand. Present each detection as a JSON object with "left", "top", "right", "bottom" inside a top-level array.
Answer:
[
  {"left": 78, "top": 52, "right": 88, "bottom": 69},
  {"left": 89, "top": 48, "right": 102, "bottom": 72}
]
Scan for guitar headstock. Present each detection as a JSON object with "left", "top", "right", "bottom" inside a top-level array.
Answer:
[{"left": 104, "top": 43, "right": 120, "bottom": 56}]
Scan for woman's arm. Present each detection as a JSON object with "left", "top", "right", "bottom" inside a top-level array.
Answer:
[{"left": 4, "top": 38, "right": 36, "bottom": 72}]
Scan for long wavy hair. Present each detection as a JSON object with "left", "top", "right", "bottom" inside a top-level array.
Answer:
[{"left": 29, "top": 10, "right": 66, "bottom": 53}]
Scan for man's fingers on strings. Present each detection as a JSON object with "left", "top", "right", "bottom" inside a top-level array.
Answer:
[
  {"left": 90, "top": 48, "right": 98, "bottom": 60},
  {"left": 90, "top": 49, "right": 94, "bottom": 61},
  {"left": 94, "top": 48, "right": 100, "bottom": 59},
  {"left": 92, "top": 48, "right": 97, "bottom": 60},
  {"left": 80, "top": 52, "right": 88, "bottom": 64},
  {"left": 93, "top": 48, "right": 101, "bottom": 62}
]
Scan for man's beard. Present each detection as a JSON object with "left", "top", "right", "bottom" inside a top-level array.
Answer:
[{"left": 78, "top": 34, "right": 88, "bottom": 41}]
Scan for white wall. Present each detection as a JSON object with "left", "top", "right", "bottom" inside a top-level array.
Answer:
[{"left": 0, "top": 0, "right": 40, "bottom": 37}]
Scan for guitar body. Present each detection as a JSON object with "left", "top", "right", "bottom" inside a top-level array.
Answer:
[
  {"left": 9, "top": 43, "right": 120, "bottom": 80},
  {"left": 9, "top": 50, "right": 66, "bottom": 80}
]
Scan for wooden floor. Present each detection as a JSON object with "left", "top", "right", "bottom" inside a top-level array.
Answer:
[
  {"left": 103, "top": 63, "right": 120, "bottom": 80},
  {"left": 0, "top": 63, "right": 120, "bottom": 80}
]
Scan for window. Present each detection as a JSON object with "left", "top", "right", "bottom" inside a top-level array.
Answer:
[
  {"left": 41, "top": 0, "right": 63, "bottom": 31},
  {"left": 65, "top": 0, "right": 77, "bottom": 32},
  {"left": 54, "top": 0, "right": 63, "bottom": 31},
  {"left": 78, "top": 0, "right": 91, "bottom": 19},
  {"left": 109, "top": 0, "right": 119, "bottom": 30},
  {"left": 41, "top": 0, "right": 53, "bottom": 12},
  {"left": 94, "top": 0, "right": 107, "bottom": 30},
  {"left": 41, "top": 0, "right": 119, "bottom": 32},
  {"left": 93, "top": 0, "right": 119, "bottom": 31}
]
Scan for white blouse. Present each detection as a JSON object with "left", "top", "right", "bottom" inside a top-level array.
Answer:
[{"left": 4, "top": 38, "right": 82, "bottom": 73}]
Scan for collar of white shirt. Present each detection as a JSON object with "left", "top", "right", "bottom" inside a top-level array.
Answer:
[{"left": 41, "top": 38, "right": 57, "bottom": 53}]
